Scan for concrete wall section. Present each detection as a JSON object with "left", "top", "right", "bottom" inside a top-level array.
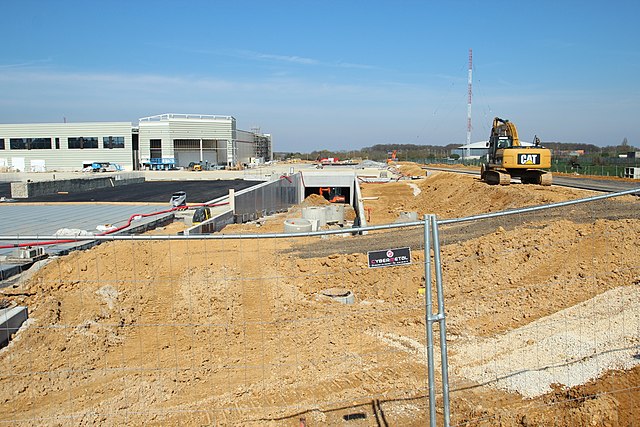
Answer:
[
  {"left": 11, "top": 176, "right": 145, "bottom": 198},
  {"left": 353, "top": 176, "right": 368, "bottom": 233},
  {"left": 185, "top": 210, "right": 235, "bottom": 235},
  {"left": 300, "top": 172, "right": 356, "bottom": 205},
  {"left": 0, "top": 306, "right": 28, "bottom": 348},
  {"left": 234, "top": 175, "right": 302, "bottom": 222},
  {"left": 185, "top": 174, "right": 302, "bottom": 234}
]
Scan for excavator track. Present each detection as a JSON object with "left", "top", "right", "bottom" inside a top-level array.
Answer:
[
  {"left": 521, "top": 170, "right": 553, "bottom": 186},
  {"left": 539, "top": 172, "right": 553, "bottom": 186},
  {"left": 484, "top": 170, "right": 511, "bottom": 185}
]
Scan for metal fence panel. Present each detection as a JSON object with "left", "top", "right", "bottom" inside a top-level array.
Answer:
[{"left": 1, "top": 189, "right": 639, "bottom": 425}]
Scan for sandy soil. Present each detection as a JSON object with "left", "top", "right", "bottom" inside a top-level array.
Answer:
[{"left": 0, "top": 169, "right": 639, "bottom": 426}]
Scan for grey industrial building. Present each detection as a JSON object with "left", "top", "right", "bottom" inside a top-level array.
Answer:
[{"left": 0, "top": 113, "right": 272, "bottom": 172}]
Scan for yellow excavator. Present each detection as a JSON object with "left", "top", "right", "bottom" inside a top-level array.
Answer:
[{"left": 480, "top": 117, "right": 552, "bottom": 186}]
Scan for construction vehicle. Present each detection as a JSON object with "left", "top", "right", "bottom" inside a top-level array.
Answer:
[
  {"left": 187, "top": 162, "right": 202, "bottom": 171},
  {"left": 192, "top": 206, "right": 211, "bottom": 224},
  {"left": 387, "top": 150, "right": 398, "bottom": 164},
  {"left": 480, "top": 117, "right": 552, "bottom": 186},
  {"left": 318, "top": 187, "right": 346, "bottom": 203}
]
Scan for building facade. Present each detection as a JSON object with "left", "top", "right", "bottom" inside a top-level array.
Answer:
[
  {"left": 138, "top": 114, "right": 271, "bottom": 170},
  {"left": 0, "top": 122, "right": 133, "bottom": 172},
  {"left": 0, "top": 113, "right": 272, "bottom": 172}
]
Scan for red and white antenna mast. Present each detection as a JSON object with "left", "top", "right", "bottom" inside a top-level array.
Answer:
[{"left": 466, "top": 48, "right": 473, "bottom": 154}]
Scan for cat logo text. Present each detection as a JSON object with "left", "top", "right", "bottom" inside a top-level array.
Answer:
[{"left": 518, "top": 154, "right": 540, "bottom": 165}]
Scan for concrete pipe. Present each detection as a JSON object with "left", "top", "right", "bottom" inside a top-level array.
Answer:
[{"left": 284, "top": 218, "right": 313, "bottom": 233}]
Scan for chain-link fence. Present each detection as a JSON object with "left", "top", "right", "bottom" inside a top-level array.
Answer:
[
  {"left": 439, "top": 189, "right": 640, "bottom": 426},
  {"left": 0, "top": 223, "right": 436, "bottom": 426},
  {"left": 0, "top": 189, "right": 639, "bottom": 426}
]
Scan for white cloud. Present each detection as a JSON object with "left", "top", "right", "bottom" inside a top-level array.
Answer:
[
  {"left": 236, "top": 49, "right": 376, "bottom": 70},
  {"left": 0, "top": 58, "right": 52, "bottom": 69},
  {"left": 1, "top": 67, "right": 637, "bottom": 150}
]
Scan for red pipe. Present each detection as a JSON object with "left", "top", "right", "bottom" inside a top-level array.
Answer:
[{"left": 0, "top": 201, "right": 229, "bottom": 250}]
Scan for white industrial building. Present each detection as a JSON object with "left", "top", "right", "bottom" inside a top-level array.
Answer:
[
  {"left": 0, "top": 113, "right": 272, "bottom": 172},
  {"left": 0, "top": 122, "right": 134, "bottom": 172},
  {"left": 451, "top": 140, "right": 535, "bottom": 159},
  {"left": 138, "top": 114, "right": 271, "bottom": 170}
]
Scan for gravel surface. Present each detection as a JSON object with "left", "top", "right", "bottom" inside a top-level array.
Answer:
[{"left": 455, "top": 285, "right": 640, "bottom": 398}]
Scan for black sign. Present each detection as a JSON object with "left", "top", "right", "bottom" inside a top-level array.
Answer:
[
  {"left": 517, "top": 153, "right": 541, "bottom": 165},
  {"left": 368, "top": 247, "right": 412, "bottom": 268}
]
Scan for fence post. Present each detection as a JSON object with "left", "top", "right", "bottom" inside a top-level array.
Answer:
[
  {"left": 424, "top": 214, "right": 451, "bottom": 427},
  {"left": 431, "top": 214, "right": 451, "bottom": 426},
  {"left": 424, "top": 215, "right": 437, "bottom": 427}
]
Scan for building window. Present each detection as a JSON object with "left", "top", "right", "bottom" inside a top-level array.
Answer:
[
  {"left": 68, "top": 137, "right": 98, "bottom": 149},
  {"left": 9, "top": 138, "right": 52, "bottom": 150},
  {"left": 55, "top": 138, "right": 60, "bottom": 149},
  {"left": 150, "top": 139, "right": 162, "bottom": 159},
  {"left": 10, "top": 139, "right": 27, "bottom": 150},
  {"left": 103, "top": 136, "right": 125, "bottom": 149},
  {"left": 0, "top": 139, "right": 4, "bottom": 150},
  {"left": 31, "top": 138, "right": 52, "bottom": 149}
]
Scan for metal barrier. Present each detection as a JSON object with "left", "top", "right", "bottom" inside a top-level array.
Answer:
[{"left": 0, "top": 187, "right": 638, "bottom": 425}]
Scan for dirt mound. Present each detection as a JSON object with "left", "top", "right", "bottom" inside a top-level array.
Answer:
[
  {"left": 300, "top": 193, "right": 331, "bottom": 206},
  {"left": 396, "top": 162, "right": 427, "bottom": 176},
  {"left": 361, "top": 171, "right": 596, "bottom": 224},
  {"left": 1, "top": 165, "right": 638, "bottom": 425}
]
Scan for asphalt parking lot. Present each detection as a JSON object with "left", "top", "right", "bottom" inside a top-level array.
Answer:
[{"left": 0, "top": 180, "right": 257, "bottom": 203}]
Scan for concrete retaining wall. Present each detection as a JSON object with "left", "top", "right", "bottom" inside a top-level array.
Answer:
[
  {"left": 11, "top": 175, "right": 145, "bottom": 198},
  {"left": 233, "top": 174, "right": 302, "bottom": 222},
  {"left": 186, "top": 210, "right": 235, "bottom": 235},
  {"left": 0, "top": 306, "right": 28, "bottom": 348},
  {"left": 185, "top": 174, "right": 303, "bottom": 235},
  {"left": 353, "top": 177, "right": 368, "bottom": 233},
  {"left": 182, "top": 173, "right": 367, "bottom": 236}
]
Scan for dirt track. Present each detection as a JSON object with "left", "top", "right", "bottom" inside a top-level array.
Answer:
[{"left": 0, "top": 166, "right": 639, "bottom": 425}]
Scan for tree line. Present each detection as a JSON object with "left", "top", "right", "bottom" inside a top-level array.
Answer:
[{"left": 275, "top": 140, "right": 638, "bottom": 163}]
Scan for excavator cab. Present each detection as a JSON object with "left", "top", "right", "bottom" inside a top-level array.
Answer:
[{"left": 496, "top": 137, "right": 511, "bottom": 149}]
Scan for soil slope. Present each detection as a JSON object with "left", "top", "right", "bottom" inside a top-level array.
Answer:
[{"left": 1, "top": 170, "right": 639, "bottom": 426}]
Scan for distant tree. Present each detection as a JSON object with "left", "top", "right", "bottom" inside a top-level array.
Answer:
[{"left": 450, "top": 154, "right": 460, "bottom": 160}]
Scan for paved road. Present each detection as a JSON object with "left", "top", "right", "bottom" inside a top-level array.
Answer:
[{"left": 0, "top": 180, "right": 257, "bottom": 203}]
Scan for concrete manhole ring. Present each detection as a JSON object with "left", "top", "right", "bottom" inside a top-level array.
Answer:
[{"left": 320, "top": 288, "right": 355, "bottom": 304}]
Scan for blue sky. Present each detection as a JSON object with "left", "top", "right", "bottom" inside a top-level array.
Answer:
[{"left": 1, "top": 0, "right": 639, "bottom": 152}]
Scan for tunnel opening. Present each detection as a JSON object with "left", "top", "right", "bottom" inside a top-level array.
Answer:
[{"left": 304, "top": 186, "right": 351, "bottom": 204}]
